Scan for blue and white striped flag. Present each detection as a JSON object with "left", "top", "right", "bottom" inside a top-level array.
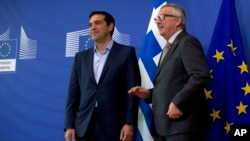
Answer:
[{"left": 134, "top": 0, "right": 167, "bottom": 141}]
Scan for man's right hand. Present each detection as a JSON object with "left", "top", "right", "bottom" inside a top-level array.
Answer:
[
  {"left": 64, "top": 128, "right": 76, "bottom": 141},
  {"left": 128, "top": 86, "right": 150, "bottom": 99}
]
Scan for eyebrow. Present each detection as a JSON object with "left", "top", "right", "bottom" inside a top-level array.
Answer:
[{"left": 88, "top": 20, "right": 104, "bottom": 27}]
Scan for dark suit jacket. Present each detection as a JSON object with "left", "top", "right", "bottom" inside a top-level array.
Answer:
[
  {"left": 64, "top": 42, "right": 141, "bottom": 137},
  {"left": 148, "top": 30, "right": 210, "bottom": 136}
]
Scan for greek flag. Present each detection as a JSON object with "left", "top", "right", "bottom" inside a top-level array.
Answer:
[{"left": 134, "top": 0, "right": 167, "bottom": 141}]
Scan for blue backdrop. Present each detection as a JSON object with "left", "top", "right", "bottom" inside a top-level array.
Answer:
[{"left": 0, "top": 0, "right": 250, "bottom": 140}]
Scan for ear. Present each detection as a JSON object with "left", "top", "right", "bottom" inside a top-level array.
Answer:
[
  {"left": 108, "top": 23, "right": 114, "bottom": 32},
  {"left": 175, "top": 17, "right": 182, "bottom": 27}
]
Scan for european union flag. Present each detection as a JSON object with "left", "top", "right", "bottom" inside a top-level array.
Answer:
[
  {"left": 0, "top": 40, "right": 17, "bottom": 59},
  {"left": 205, "top": 0, "right": 250, "bottom": 141},
  {"left": 134, "top": 0, "right": 166, "bottom": 141}
]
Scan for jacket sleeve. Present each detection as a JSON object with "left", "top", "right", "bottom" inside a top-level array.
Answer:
[{"left": 64, "top": 53, "right": 80, "bottom": 130}]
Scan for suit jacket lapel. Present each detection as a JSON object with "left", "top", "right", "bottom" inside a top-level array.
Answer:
[
  {"left": 85, "top": 48, "right": 97, "bottom": 85},
  {"left": 155, "top": 31, "right": 187, "bottom": 78},
  {"left": 97, "top": 42, "right": 118, "bottom": 84}
]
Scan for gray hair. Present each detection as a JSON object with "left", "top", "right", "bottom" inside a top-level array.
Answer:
[{"left": 161, "top": 4, "right": 186, "bottom": 29}]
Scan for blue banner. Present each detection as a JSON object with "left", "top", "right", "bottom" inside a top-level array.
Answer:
[{"left": 206, "top": 0, "right": 250, "bottom": 141}]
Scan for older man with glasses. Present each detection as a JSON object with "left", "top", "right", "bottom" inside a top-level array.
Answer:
[{"left": 129, "top": 3, "right": 210, "bottom": 141}]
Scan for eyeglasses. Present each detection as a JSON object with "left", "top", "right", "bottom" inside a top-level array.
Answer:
[{"left": 154, "top": 14, "right": 177, "bottom": 22}]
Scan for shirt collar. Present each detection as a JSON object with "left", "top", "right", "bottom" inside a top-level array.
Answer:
[
  {"left": 94, "top": 40, "right": 114, "bottom": 53},
  {"left": 168, "top": 29, "right": 183, "bottom": 44}
]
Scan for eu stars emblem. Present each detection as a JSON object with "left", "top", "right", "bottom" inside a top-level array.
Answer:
[
  {"left": 0, "top": 40, "right": 17, "bottom": 59},
  {"left": 0, "top": 40, "right": 17, "bottom": 73}
]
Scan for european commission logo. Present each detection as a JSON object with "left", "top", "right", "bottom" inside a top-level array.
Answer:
[
  {"left": 0, "top": 40, "right": 17, "bottom": 72},
  {"left": 65, "top": 27, "right": 131, "bottom": 57},
  {"left": 0, "top": 26, "right": 37, "bottom": 73}
]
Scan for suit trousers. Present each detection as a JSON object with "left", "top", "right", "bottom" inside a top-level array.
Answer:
[
  {"left": 76, "top": 108, "right": 119, "bottom": 141},
  {"left": 151, "top": 121, "right": 206, "bottom": 141}
]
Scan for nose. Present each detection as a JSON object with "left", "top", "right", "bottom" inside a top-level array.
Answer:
[{"left": 154, "top": 18, "right": 161, "bottom": 24}]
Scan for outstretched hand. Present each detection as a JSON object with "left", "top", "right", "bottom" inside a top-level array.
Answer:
[{"left": 128, "top": 86, "right": 150, "bottom": 99}]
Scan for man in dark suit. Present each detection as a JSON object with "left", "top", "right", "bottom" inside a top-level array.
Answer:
[
  {"left": 128, "top": 4, "right": 210, "bottom": 141},
  {"left": 64, "top": 11, "right": 141, "bottom": 141}
]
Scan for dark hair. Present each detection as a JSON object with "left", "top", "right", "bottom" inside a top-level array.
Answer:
[{"left": 89, "top": 11, "right": 115, "bottom": 36}]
